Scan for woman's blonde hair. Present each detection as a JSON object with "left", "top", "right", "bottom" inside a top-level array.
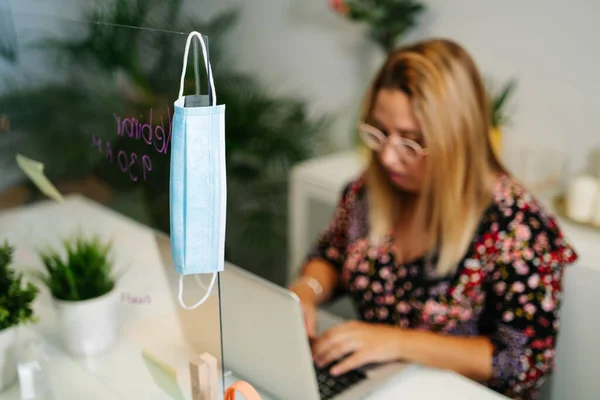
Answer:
[{"left": 363, "top": 38, "right": 505, "bottom": 277}]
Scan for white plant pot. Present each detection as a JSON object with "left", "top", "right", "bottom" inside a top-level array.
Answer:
[
  {"left": 0, "top": 327, "right": 18, "bottom": 392},
  {"left": 53, "top": 288, "right": 120, "bottom": 357}
]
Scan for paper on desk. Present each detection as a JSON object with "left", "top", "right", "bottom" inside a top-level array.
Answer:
[
  {"left": 16, "top": 154, "right": 64, "bottom": 202},
  {"left": 142, "top": 349, "right": 186, "bottom": 400}
]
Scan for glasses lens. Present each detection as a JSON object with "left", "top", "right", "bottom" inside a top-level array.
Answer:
[
  {"left": 403, "top": 143, "right": 419, "bottom": 157},
  {"left": 358, "top": 125, "right": 383, "bottom": 150},
  {"left": 395, "top": 139, "right": 422, "bottom": 163}
]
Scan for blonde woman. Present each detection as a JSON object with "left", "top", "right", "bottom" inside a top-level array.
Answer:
[{"left": 289, "top": 39, "right": 577, "bottom": 399}]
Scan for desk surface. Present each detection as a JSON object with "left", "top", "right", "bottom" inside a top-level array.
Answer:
[{"left": 0, "top": 196, "right": 506, "bottom": 400}]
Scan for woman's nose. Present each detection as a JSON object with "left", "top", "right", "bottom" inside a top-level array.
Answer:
[
  {"left": 380, "top": 144, "right": 399, "bottom": 167},
  {"left": 380, "top": 144, "right": 409, "bottom": 172}
]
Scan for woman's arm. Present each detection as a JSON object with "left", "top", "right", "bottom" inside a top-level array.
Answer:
[
  {"left": 398, "top": 330, "right": 493, "bottom": 382},
  {"left": 288, "top": 259, "right": 340, "bottom": 306},
  {"left": 312, "top": 321, "right": 492, "bottom": 381},
  {"left": 289, "top": 182, "right": 357, "bottom": 306}
]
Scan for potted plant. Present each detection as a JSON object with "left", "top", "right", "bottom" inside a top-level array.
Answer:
[
  {"left": 329, "top": 0, "right": 426, "bottom": 54},
  {"left": 35, "top": 233, "right": 119, "bottom": 357},
  {"left": 0, "top": 241, "right": 38, "bottom": 391},
  {"left": 488, "top": 78, "right": 517, "bottom": 159}
]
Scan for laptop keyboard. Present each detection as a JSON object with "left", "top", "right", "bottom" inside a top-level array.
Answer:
[{"left": 314, "top": 360, "right": 367, "bottom": 400}]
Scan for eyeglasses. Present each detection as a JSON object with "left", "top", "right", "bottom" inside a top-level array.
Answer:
[{"left": 357, "top": 122, "right": 428, "bottom": 164}]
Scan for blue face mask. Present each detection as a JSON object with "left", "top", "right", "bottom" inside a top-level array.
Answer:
[{"left": 170, "top": 31, "right": 226, "bottom": 310}]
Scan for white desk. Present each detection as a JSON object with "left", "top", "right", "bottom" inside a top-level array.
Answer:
[
  {"left": 0, "top": 196, "right": 505, "bottom": 399},
  {"left": 224, "top": 366, "right": 508, "bottom": 400},
  {"left": 0, "top": 328, "right": 124, "bottom": 400},
  {"left": 0, "top": 195, "right": 224, "bottom": 400}
]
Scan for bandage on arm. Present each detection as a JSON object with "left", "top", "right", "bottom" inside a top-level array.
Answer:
[{"left": 289, "top": 259, "right": 340, "bottom": 306}]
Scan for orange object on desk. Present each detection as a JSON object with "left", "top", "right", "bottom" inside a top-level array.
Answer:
[{"left": 224, "top": 380, "right": 262, "bottom": 400}]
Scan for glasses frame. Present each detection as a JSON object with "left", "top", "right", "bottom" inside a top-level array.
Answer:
[{"left": 357, "top": 122, "right": 428, "bottom": 162}]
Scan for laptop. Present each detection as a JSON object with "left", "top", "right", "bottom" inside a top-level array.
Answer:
[{"left": 219, "top": 265, "right": 407, "bottom": 400}]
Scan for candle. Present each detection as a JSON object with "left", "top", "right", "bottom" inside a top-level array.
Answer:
[
  {"left": 592, "top": 196, "right": 600, "bottom": 227},
  {"left": 566, "top": 175, "right": 599, "bottom": 223}
]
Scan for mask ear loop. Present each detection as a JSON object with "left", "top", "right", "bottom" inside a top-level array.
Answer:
[
  {"left": 178, "top": 273, "right": 218, "bottom": 310},
  {"left": 178, "top": 31, "right": 216, "bottom": 105}
]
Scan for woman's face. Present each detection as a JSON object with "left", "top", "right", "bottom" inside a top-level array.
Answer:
[{"left": 370, "top": 89, "right": 427, "bottom": 192}]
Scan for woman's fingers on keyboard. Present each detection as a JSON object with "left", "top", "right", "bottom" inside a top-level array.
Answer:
[{"left": 330, "top": 352, "right": 369, "bottom": 376}]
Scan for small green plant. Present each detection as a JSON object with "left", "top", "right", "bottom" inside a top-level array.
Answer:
[
  {"left": 0, "top": 241, "right": 38, "bottom": 331},
  {"left": 488, "top": 78, "right": 517, "bottom": 129},
  {"left": 36, "top": 234, "right": 115, "bottom": 302}
]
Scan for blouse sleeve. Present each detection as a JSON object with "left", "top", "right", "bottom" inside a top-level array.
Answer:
[
  {"left": 304, "top": 182, "right": 354, "bottom": 272},
  {"left": 485, "top": 209, "right": 578, "bottom": 397}
]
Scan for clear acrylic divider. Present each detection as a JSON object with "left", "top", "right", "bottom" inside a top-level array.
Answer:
[{"left": 0, "top": 4, "right": 225, "bottom": 399}]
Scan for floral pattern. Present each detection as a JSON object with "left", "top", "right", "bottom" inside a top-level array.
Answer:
[{"left": 306, "top": 174, "right": 577, "bottom": 399}]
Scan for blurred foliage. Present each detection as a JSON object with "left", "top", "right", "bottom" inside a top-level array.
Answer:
[
  {"left": 0, "top": 1, "right": 328, "bottom": 283},
  {"left": 0, "top": 5, "right": 18, "bottom": 63},
  {"left": 330, "top": 0, "right": 426, "bottom": 53},
  {"left": 0, "top": 241, "right": 39, "bottom": 331},
  {"left": 487, "top": 78, "right": 517, "bottom": 129},
  {"left": 0, "top": 84, "right": 122, "bottom": 179}
]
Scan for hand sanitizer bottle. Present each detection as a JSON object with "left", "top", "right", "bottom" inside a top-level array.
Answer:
[{"left": 17, "top": 337, "right": 53, "bottom": 400}]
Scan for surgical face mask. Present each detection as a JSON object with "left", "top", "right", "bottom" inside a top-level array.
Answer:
[{"left": 169, "top": 31, "right": 226, "bottom": 310}]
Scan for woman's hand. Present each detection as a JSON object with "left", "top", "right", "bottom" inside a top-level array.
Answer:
[
  {"left": 312, "top": 321, "right": 403, "bottom": 376},
  {"left": 289, "top": 282, "right": 319, "bottom": 339},
  {"left": 300, "top": 300, "right": 318, "bottom": 339}
]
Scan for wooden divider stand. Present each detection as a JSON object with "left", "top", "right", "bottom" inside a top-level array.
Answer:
[
  {"left": 190, "top": 353, "right": 261, "bottom": 400},
  {"left": 190, "top": 353, "right": 219, "bottom": 400}
]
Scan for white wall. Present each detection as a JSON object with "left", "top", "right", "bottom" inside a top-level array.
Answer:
[
  {"left": 191, "top": 0, "right": 600, "bottom": 175},
  {"left": 410, "top": 1, "right": 600, "bottom": 177}
]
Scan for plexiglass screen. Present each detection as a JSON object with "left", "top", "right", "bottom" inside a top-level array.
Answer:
[{"left": 0, "top": 2, "right": 225, "bottom": 399}]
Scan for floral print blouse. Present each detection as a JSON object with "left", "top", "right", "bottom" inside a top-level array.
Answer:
[{"left": 306, "top": 174, "right": 577, "bottom": 399}]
